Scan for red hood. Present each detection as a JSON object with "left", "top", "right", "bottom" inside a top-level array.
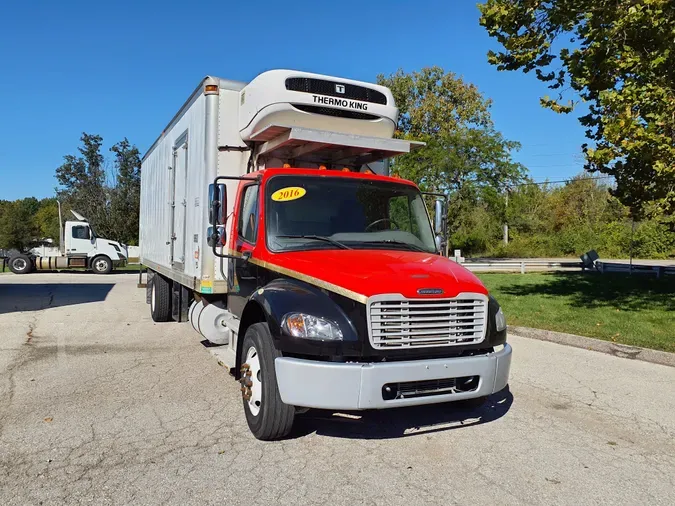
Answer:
[{"left": 259, "top": 249, "right": 487, "bottom": 301}]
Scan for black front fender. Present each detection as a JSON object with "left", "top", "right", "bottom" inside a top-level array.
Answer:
[{"left": 246, "top": 277, "right": 362, "bottom": 357}]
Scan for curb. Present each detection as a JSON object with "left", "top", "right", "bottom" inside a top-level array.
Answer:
[{"left": 510, "top": 326, "right": 675, "bottom": 369}]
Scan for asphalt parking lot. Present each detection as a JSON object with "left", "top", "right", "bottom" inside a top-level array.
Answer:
[{"left": 1, "top": 273, "right": 674, "bottom": 505}]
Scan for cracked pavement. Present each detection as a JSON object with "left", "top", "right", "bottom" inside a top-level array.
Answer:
[{"left": 1, "top": 273, "right": 674, "bottom": 505}]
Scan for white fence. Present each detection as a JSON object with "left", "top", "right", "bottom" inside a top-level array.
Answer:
[{"left": 459, "top": 258, "right": 674, "bottom": 277}]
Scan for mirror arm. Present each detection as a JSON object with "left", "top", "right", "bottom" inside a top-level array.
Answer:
[{"left": 210, "top": 174, "right": 261, "bottom": 260}]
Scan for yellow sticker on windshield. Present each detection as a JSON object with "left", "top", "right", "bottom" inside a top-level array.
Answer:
[{"left": 271, "top": 187, "right": 306, "bottom": 202}]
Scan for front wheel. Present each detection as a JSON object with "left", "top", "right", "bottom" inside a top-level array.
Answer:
[
  {"left": 91, "top": 255, "right": 112, "bottom": 274},
  {"left": 239, "top": 323, "right": 295, "bottom": 440}
]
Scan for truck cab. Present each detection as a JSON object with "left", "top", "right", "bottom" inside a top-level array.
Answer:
[
  {"left": 7, "top": 210, "right": 128, "bottom": 274},
  {"left": 212, "top": 166, "right": 511, "bottom": 438},
  {"left": 62, "top": 219, "right": 128, "bottom": 273}
]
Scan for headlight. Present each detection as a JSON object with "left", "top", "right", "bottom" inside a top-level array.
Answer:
[
  {"left": 495, "top": 306, "right": 507, "bottom": 332},
  {"left": 282, "top": 313, "right": 344, "bottom": 341}
]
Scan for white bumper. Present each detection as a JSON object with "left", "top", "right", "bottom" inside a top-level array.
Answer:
[{"left": 275, "top": 344, "right": 512, "bottom": 410}]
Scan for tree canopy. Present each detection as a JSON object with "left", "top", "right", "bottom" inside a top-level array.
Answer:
[
  {"left": 377, "top": 66, "right": 527, "bottom": 243},
  {"left": 55, "top": 133, "right": 141, "bottom": 245},
  {"left": 479, "top": 0, "right": 675, "bottom": 220},
  {"left": 0, "top": 197, "right": 51, "bottom": 252}
]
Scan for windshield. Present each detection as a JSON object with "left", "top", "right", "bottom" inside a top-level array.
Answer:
[{"left": 266, "top": 175, "right": 437, "bottom": 253}]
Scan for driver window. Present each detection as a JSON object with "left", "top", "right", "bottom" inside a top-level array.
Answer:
[
  {"left": 238, "top": 185, "right": 258, "bottom": 244},
  {"left": 72, "top": 225, "right": 90, "bottom": 240},
  {"left": 388, "top": 196, "right": 413, "bottom": 232}
]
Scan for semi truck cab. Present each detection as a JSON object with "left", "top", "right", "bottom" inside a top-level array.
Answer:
[
  {"left": 140, "top": 69, "right": 512, "bottom": 440},
  {"left": 7, "top": 209, "right": 127, "bottom": 274}
]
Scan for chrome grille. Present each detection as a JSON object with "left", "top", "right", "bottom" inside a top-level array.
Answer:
[{"left": 367, "top": 294, "right": 488, "bottom": 349}]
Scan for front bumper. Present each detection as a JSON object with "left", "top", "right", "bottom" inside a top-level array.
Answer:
[{"left": 275, "top": 343, "right": 512, "bottom": 410}]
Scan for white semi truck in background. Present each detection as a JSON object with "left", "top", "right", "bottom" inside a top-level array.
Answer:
[
  {"left": 140, "top": 69, "right": 511, "bottom": 440},
  {"left": 7, "top": 206, "right": 128, "bottom": 274}
]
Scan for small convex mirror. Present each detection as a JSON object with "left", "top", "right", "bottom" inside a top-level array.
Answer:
[{"left": 207, "top": 226, "right": 226, "bottom": 248}]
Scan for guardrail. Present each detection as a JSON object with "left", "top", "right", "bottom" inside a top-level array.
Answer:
[
  {"left": 460, "top": 260, "right": 582, "bottom": 274},
  {"left": 460, "top": 258, "right": 674, "bottom": 277},
  {"left": 596, "top": 261, "right": 674, "bottom": 278}
]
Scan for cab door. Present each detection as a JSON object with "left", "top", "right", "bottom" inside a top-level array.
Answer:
[
  {"left": 66, "top": 222, "right": 95, "bottom": 257},
  {"left": 228, "top": 183, "right": 259, "bottom": 316}
]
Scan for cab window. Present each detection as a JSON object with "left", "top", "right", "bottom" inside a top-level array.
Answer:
[
  {"left": 238, "top": 185, "right": 259, "bottom": 244},
  {"left": 72, "top": 225, "right": 90, "bottom": 240}
]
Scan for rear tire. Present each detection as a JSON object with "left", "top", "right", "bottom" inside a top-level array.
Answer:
[
  {"left": 8, "top": 254, "right": 33, "bottom": 274},
  {"left": 91, "top": 255, "right": 113, "bottom": 274},
  {"left": 240, "top": 323, "right": 295, "bottom": 440},
  {"left": 150, "top": 274, "right": 172, "bottom": 322}
]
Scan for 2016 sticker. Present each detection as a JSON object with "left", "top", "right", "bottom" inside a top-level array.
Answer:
[{"left": 271, "top": 187, "right": 306, "bottom": 202}]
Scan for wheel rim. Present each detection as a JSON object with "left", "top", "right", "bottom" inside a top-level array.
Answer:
[
  {"left": 243, "top": 346, "right": 262, "bottom": 416},
  {"left": 95, "top": 259, "right": 108, "bottom": 271},
  {"left": 13, "top": 258, "right": 27, "bottom": 270},
  {"left": 150, "top": 283, "right": 156, "bottom": 313}
]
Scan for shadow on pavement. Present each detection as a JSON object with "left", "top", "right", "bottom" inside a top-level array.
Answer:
[
  {"left": 499, "top": 272, "right": 675, "bottom": 312},
  {"left": 0, "top": 282, "right": 115, "bottom": 314},
  {"left": 291, "top": 386, "right": 513, "bottom": 439}
]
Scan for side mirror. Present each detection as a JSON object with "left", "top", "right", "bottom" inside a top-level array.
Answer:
[
  {"left": 434, "top": 198, "right": 444, "bottom": 235},
  {"left": 207, "top": 226, "right": 227, "bottom": 248},
  {"left": 208, "top": 183, "right": 227, "bottom": 225}
]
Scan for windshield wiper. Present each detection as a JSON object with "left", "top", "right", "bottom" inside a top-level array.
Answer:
[
  {"left": 274, "top": 235, "right": 352, "bottom": 250},
  {"left": 361, "top": 240, "right": 429, "bottom": 252}
]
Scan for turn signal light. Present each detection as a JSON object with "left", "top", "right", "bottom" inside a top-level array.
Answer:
[{"left": 204, "top": 84, "right": 219, "bottom": 94}]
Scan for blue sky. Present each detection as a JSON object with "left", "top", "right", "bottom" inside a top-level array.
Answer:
[{"left": 0, "top": 0, "right": 588, "bottom": 201}]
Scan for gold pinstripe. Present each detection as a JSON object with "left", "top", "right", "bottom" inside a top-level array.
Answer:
[{"left": 225, "top": 249, "right": 368, "bottom": 304}]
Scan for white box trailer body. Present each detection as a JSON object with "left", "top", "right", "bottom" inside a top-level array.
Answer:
[{"left": 140, "top": 71, "right": 415, "bottom": 294}]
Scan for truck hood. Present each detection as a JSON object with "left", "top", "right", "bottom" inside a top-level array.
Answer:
[{"left": 259, "top": 249, "right": 487, "bottom": 302}]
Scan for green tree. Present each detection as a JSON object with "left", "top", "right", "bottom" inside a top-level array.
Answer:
[
  {"left": 0, "top": 198, "right": 40, "bottom": 251},
  {"left": 34, "top": 198, "right": 63, "bottom": 246},
  {"left": 55, "top": 133, "right": 110, "bottom": 235},
  {"left": 479, "top": 0, "right": 675, "bottom": 219},
  {"left": 377, "top": 67, "right": 527, "bottom": 253},
  {"left": 110, "top": 138, "right": 141, "bottom": 245},
  {"left": 54, "top": 133, "right": 142, "bottom": 244}
]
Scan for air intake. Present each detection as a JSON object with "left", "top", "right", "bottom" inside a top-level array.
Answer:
[{"left": 286, "top": 77, "right": 388, "bottom": 105}]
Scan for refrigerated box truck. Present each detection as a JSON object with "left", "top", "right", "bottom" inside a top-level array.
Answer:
[{"left": 140, "top": 70, "right": 512, "bottom": 440}]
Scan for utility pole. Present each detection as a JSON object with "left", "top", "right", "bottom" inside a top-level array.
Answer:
[
  {"left": 503, "top": 189, "right": 509, "bottom": 245},
  {"left": 629, "top": 218, "right": 635, "bottom": 275}
]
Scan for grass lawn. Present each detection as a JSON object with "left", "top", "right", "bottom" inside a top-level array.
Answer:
[{"left": 477, "top": 272, "right": 675, "bottom": 353}]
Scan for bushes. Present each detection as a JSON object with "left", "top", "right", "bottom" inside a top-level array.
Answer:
[{"left": 453, "top": 176, "right": 675, "bottom": 259}]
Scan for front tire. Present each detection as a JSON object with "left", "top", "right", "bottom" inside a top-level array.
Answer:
[
  {"left": 240, "top": 323, "right": 295, "bottom": 440},
  {"left": 8, "top": 254, "right": 33, "bottom": 274},
  {"left": 91, "top": 255, "right": 112, "bottom": 274},
  {"left": 150, "top": 274, "right": 172, "bottom": 322}
]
